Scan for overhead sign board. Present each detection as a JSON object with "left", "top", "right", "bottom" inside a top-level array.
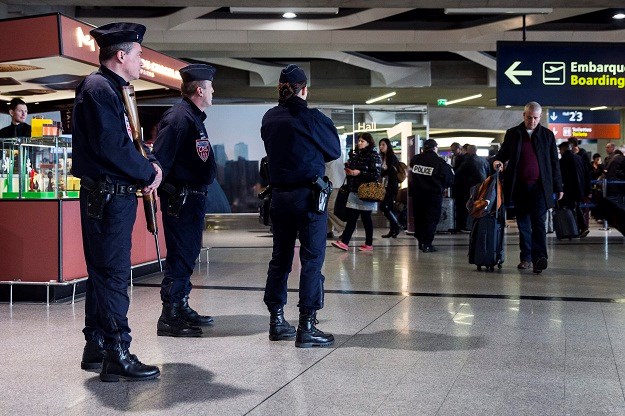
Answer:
[
  {"left": 547, "top": 109, "right": 621, "bottom": 140},
  {"left": 497, "top": 41, "right": 625, "bottom": 107}
]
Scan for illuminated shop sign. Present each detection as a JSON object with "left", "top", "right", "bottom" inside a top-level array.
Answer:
[
  {"left": 72, "top": 24, "right": 180, "bottom": 82},
  {"left": 497, "top": 41, "right": 625, "bottom": 106},
  {"left": 61, "top": 15, "right": 184, "bottom": 89},
  {"left": 75, "top": 27, "right": 96, "bottom": 52}
]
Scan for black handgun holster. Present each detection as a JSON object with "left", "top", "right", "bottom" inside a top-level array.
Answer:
[
  {"left": 82, "top": 177, "right": 113, "bottom": 220},
  {"left": 161, "top": 183, "right": 187, "bottom": 217},
  {"left": 311, "top": 176, "right": 333, "bottom": 214}
]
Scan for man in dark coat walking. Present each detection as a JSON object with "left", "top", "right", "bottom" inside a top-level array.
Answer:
[
  {"left": 493, "top": 102, "right": 563, "bottom": 274},
  {"left": 558, "top": 142, "right": 590, "bottom": 237}
]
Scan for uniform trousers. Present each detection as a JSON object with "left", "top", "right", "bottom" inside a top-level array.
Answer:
[
  {"left": 264, "top": 187, "right": 326, "bottom": 313},
  {"left": 411, "top": 192, "right": 442, "bottom": 246},
  {"left": 80, "top": 192, "right": 137, "bottom": 349},
  {"left": 160, "top": 193, "right": 208, "bottom": 303},
  {"left": 513, "top": 182, "right": 548, "bottom": 262}
]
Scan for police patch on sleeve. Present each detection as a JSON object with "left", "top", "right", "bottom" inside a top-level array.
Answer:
[
  {"left": 412, "top": 165, "right": 434, "bottom": 176},
  {"left": 196, "top": 139, "right": 210, "bottom": 162}
]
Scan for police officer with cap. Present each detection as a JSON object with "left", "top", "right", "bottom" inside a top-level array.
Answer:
[
  {"left": 72, "top": 22, "right": 162, "bottom": 382},
  {"left": 153, "top": 64, "right": 217, "bottom": 337},
  {"left": 262, "top": 64, "right": 341, "bottom": 348},
  {"left": 409, "top": 138, "right": 454, "bottom": 253}
]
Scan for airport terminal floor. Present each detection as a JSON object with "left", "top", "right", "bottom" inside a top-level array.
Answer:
[{"left": 2, "top": 218, "right": 625, "bottom": 415}]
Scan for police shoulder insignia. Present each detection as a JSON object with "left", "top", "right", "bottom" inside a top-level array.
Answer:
[{"left": 196, "top": 139, "right": 210, "bottom": 162}]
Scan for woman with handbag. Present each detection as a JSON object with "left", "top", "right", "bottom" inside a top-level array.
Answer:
[
  {"left": 378, "top": 138, "right": 403, "bottom": 238},
  {"left": 331, "top": 133, "right": 382, "bottom": 251}
]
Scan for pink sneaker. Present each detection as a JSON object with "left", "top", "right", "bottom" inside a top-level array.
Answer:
[
  {"left": 332, "top": 240, "right": 349, "bottom": 251},
  {"left": 358, "top": 244, "right": 373, "bottom": 252}
]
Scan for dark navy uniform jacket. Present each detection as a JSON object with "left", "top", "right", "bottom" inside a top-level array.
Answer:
[
  {"left": 262, "top": 96, "right": 340, "bottom": 185},
  {"left": 71, "top": 66, "right": 157, "bottom": 185},
  {"left": 153, "top": 97, "right": 216, "bottom": 187},
  {"left": 0, "top": 123, "right": 31, "bottom": 138},
  {"left": 409, "top": 150, "right": 454, "bottom": 195}
]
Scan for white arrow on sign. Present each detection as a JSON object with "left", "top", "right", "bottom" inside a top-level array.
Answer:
[
  {"left": 552, "top": 127, "right": 558, "bottom": 135},
  {"left": 505, "top": 61, "right": 532, "bottom": 85},
  {"left": 550, "top": 113, "right": 558, "bottom": 121}
]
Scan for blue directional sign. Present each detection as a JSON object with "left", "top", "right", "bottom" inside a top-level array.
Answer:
[
  {"left": 547, "top": 109, "right": 620, "bottom": 140},
  {"left": 497, "top": 41, "right": 625, "bottom": 107}
]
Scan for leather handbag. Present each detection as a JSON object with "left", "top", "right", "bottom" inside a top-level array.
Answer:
[{"left": 357, "top": 181, "right": 386, "bottom": 202}]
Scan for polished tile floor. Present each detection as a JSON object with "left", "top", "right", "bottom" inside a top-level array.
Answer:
[{"left": 1, "top": 219, "right": 625, "bottom": 415}]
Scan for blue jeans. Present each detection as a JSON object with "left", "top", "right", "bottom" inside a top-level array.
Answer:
[
  {"left": 513, "top": 183, "right": 548, "bottom": 263},
  {"left": 264, "top": 187, "right": 327, "bottom": 313}
]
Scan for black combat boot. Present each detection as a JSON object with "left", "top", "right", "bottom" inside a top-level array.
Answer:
[
  {"left": 269, "top": 308, "right": 296, "bottom": 341},
  {"left": 295, "top": 311, "right": 335, "bottom": 348},
  {"left": 179, "top": 295, "right": 214, "bottom": 326},
  {"left": 157, "top": 303, "right": 203, "bottom": 337},
  {"left": 100, "top": 344, "right": 160, "bottom": 382},
  {"left": 80, "top": 338, "right": 105, "bottom": 371}
]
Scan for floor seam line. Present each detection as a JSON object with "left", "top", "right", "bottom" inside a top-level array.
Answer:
[{"left": 243, "top": 296, "right": 408, "bottom": 415}]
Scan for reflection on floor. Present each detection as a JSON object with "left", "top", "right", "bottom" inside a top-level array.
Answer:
[{"left": 1, "top": 221, "right": 625, "bottom": 415}]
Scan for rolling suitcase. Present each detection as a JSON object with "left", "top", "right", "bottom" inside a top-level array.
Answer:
[
  {"left": 468, "top": 171, "right": 505, "bottom": 271},
  {"left": 553, "top": 206, "right": 579, "bottom": 240},
  {"left": 469, "top": 210, "right": 506, "bottom": 271},
  {"left": 436, "top": 197, "right": 455, "bottom": 232}
]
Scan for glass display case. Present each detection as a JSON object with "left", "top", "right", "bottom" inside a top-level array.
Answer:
[{"left": 0, "top": 136, "right": 78, "bottom": 199}]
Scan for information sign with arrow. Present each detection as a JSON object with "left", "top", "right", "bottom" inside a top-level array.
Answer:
[{"left": 497, "top": 41, "right": 625, "bottom": 107}]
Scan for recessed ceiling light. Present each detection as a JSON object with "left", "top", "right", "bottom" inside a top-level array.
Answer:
[
  {"left": 230, "top": 7, "right": 338, "bottom": 14},
  {"left": 613, "top": 13, "right": 625, "bottom": 20},
  {"left": 283, "top": 12, "right": 297, "bottom": 19}
]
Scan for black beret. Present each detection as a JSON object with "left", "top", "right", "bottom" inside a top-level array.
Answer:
[
  {"left": 90, "top": 22, "right": 146, "bottom": 48},
  {"left": 179, "top": 64, "right": 216, "bottom": 83},
  {"left": 279, "top": 64, "right": 307, "bottom": 84},
  {"left": 423, "top": 139, "right": 438, "bottom": 150}
]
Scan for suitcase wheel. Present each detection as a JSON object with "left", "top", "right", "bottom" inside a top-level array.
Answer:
[
  {"left": 497, "top": 263, "right": 502, "bottom": 269},
  {"left": 488, "top": 266, "right": 495, "bottom": 272},
  {"left": 477, "top": 266, "right": 482, "bottom": 271}
]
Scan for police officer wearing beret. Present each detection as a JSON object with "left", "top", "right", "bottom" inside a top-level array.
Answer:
[
  {"left": 72, "top": 22, "right": 162, "bottom": 381},
  {"left": 409, "top": 139, "right": 454, "bottom": 253},
  {"left": 262, "top": 64, "right": 341, "bottom": 348},
  {"left": 153, "top": 64, "right": 217, "bottom": 337}
]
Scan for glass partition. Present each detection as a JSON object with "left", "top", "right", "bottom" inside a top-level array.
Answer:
[{"left": 204, "top": 104, "right": 429, "bottom": 214}]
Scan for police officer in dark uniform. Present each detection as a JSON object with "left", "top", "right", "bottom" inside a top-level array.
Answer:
[
  {"left": 409, "top": 139, "right": 454, "bottom": 253},
  {"left": 72, "top": 22, "right": 162, "bottom": 382},
  {"left": 153, "top": 64, "right": 217, "bottom": 337},
  {"left": 262, "top": 64, "right": 341, "bottom": 348},
  {"left": 0, "top": 98, "right": 31, "bottom": 138}
]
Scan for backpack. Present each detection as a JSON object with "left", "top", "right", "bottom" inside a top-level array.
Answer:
[{"left": 396, "top": 162, "right": 408, "bottom": 183}]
